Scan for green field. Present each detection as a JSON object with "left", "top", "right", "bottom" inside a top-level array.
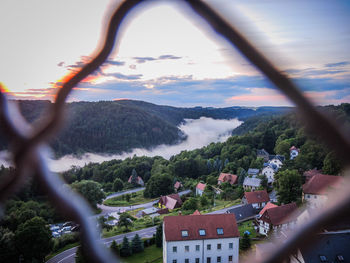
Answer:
[
  {"left": 103, "top": 191, "right": 158, "bottom": 207},
  {"left": 120, "top": 245, "right": 162, "bottom": 263}
]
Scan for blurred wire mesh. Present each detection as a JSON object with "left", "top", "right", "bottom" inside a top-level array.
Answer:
[{"left": 0, "top": 0, "right": 349, "bottom": 262}]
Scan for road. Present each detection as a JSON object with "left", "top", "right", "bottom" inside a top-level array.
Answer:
[
  {"left": 47, "top": 226, "right": 157, "bottom": 263},
  {"left": 97, "top": 189, "right": 191, "bottom": 216}
]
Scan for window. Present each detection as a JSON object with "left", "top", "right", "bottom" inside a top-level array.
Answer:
[
  {"left": 319, "top": 255, "right": 327, "bottom": 262},
  {"left": 185, "top": 259, "right": 189, "bottom": 263},
  {"left": 216, "top": 228, "right": 223, "bottom": 235},
  {"left": 206, "top": 257, "right": 211, "bottom": 263},
  {"left": 196, "top": 258, "right": 200, "bottom": 263},
  {"left": 207, "top": 244, "right": 211, "bottom": 250},
  {"left": 228, "top": 255, "right": 233, "bottom": 262},
  {"left": 181, "top": 230, "right": 189, "bottom": 237},
  {"left": 185, "top": 245, "right": 189, "bottom": 252},
  {"left": 199, "top": 229, "right": 206, "bottom": 236},
  {"left": 229, "top": 243, "right": 233, "bottom": 249},
  {"left": 173, "top": 246, "right": 177, "bottom": 253},
  {"left": 173, "top": 260, "right": 177, "bottom": 263},
  {"left": 217, "top": 243, "right": 221, "bottom": 250},
  {"left": 217, "top": 257, "right": 221, "bottom": 263},
  {"left": 196, "top": 245, "right": 200, "bottom": 251}
]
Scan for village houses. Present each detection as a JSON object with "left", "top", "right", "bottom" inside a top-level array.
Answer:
[
  {"left": 196, "top": 182, "right": 206, "bottom": 196},
  {"left": 158, "top": 193, "right": 183, "bottom": 210},
  {"left": 218, "top": 173, "right": 238, "bottom": 185},
  {"left": 243, "top": 177, "right": 262, "bottom": 191},
  {"left": 242, "top": 190, "right": 270, "bottom": 209}
]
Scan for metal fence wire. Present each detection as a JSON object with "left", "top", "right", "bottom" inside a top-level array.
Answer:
[{"left": 1, "top": 0, "right": 350, "bottom": 262}]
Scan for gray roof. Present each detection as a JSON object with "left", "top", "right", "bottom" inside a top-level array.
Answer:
[
  {"left": 226, "top": 204, "right": 257, "bottom": 222},
  {"left": 248, "top": 168, "right": 260, "bottom": 176},
  {"left": 299, "top": 232, "right": 350, "bottom": 263},
  {"left": 142, "top": 207, "right": 159, "bottom": 215},
  {"left": 269, "top": 155, "right": 285, "bottom": 162},
  {"left": 243, "top": 177, "right": 262, "bottom": 187}
]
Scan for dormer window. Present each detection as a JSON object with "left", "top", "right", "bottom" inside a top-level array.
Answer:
[
  {"left": 181, "top": 230, "right": 189, "bottom": 237},
  {"left": 337, "top": 255, "right": 344, "bottom": 262},
  {"left": 199, "top": 229, "right": 206, "bottom": 236},
  {"left": 319, "top": 255, "right": 327, "bottom": 262},
  {"left": 217, "top": 228, "right": 224, "bottom": 235}
]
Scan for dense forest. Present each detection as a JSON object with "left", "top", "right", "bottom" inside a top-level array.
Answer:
[{"left": 0, "top": 100, "right": 290, "bottom": 157}]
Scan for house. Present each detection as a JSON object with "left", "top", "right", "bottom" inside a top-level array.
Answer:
[
  {"left": 127, "top": 175, "right": 144, "bottom": 186},
  {"left": 268, "top": 155, "right": 285, "bottom": 168},
  {"left": 262, "top": 163, "right": 278, "bottom": 184},
  {"left": 158, "top": 194, "right": 183, "bottom": 210},
  {"left": 303, "top": 169, "right": 322, "bottom": 183},
  {"left": 243, "top": 190, "right": 270, "bottom": 209},
  {"left": 258, "top": 202, "right": 278, "bottom": 218},
  {"left": 226, "top": 204, "right": 257, "bottom": 222},
  {"left": 174, "top": 181, "right": 182, "bottom": 192},
  {"left": 243, "top": 177, "right": 262, "bottom": 191},
  {"left": 247, "top": 168, "right": 260, "bottom": 177},
  {"left": 302, "top": 173, "right": 343, "bottom": 208},
  {"left": 257, "top": 149, "right": 270, "bottom": 162},
  {"left": 196, "top": 182, "right": 206, "bottom": 196},
  {"left": 163, "top": 214, "right": 240, "bottom": 263},
  {"left": 192, "top": 210, "right": 201, "bottom": 215},
  {"left": 289, "top": 146, "right": 299, "bottom": 160},
  {"left": 290, "top": 232, "right": 350, "bottom": 263},
  {"left": 218, "top": 173, "right": 238, "bottom": 185},
  {"left": 258, "top": 202, "right": 298, "bottom": 236},
  {"left": 136, "top": 207, "right": 159, "bottom": 218}
]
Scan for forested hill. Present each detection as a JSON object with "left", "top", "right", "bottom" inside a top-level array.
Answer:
[{"left": 0, "top": 100, "right": 290, "bottom": 157}]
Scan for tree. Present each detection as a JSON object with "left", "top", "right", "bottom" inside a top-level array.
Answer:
[
  {"left": 131, "top": 234, "right": 144, "bottom": 253},
  {"left": 323, "top": 151, "right": 342, "bottom": 175},
  {"left": 15, "top": 217, "right": 52, "bottom": 262},
  {"left": 206, "top": 175, "right": 218, "bottom": 185},
  {"left": 239, "top": 233, "right": 251, "bottom": 250},
  {"left": 0, "top": 227, "right": 17, "bottom": 263},
  {"left": 120, "top": 236, "right": 132, "bottom": 257},
  {"left": 110, "top": 240, "right": 119, "bottom": 255},
  {"left": 200, "top": 195, "right": 209, "bottom": 207},
  {"left": 118, "top": 213, "right": 133, "bottom": 231},
  {"left": 144, "top": 174, "right": 173, "bottom": 198},
  {"left": 71, "top": 180, "right": 105, "bottom": 208},
  {"left": 155, "top": 224, "right": 163, "bottom": 248},
  {"left": 182, "top": 197, "right": 198, "bottom": 211},
  {"left": 75, "top": 246, "right": 88, "bottom": 263},
  {"left": 130, "top": 169, "right": 139, "bottom": 185},
  {"left": 113, "top": 178, "right": 124, "bottom": 192},
  {"left": 274, "top": 140, "right": 291, "bottom": 160},
  {"left": 275, "top": 169, "right": 302, "bottom": 204},
  {"left": 237, "top": 168, "right": 246, "bottom": 185}
]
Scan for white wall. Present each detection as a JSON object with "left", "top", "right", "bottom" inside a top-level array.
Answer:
[
  {"left": 262, "top": 167, "right": 275, "bottom": 183},
  {"left": 304, "top": 193, "right": 328, "bottom": 208},
  {"left": 164, "top": 237, "right": 239, "bottom": 263}
]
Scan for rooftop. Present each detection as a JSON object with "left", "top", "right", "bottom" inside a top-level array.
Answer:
[
  {"left": 302, "top": 174, "right": 343, "bottom": 195},
  {"left": 163, "top": 214, "right": 239, "bottom": 241},
  {"left": 244, "top": 190, "right": 270, "bottom": 204},
  {"left": 260, "top": 202, "right": 298, "bottom": 225}
]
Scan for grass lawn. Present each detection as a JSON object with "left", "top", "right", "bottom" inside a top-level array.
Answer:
[
  {"left": 120, "top": 244, "right": 162, "bottom": 263},
  {"left": 238, "top": 220, "right": 257, "bottom": 238},
  {"left": 103, "top": 191, "right": 158, "bottom": 206}
]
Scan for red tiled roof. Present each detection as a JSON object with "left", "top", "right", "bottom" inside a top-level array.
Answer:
[
  {"left": 164, "top": 214, "right": 239, "bottom": 241},
  {"left": 218, "top": 173, "right": 238, "bottom": 185},
  {"left": 244, "top": 190, "right": 270, "bottom": 204},
  {"left": 196, "top": 182, "right": 206, "bottom": 191},
  {"left": 259, "top": 202, "right": 278, "bottom": 216},
  {"left": 260, "top": 203, "right": 298, "bottom": 225},
  {"left": 302, "top": 174, "right": 343, "bottom": 195},
  {"left": 192, "top": 210, "right": 201, "bottom": 215},
  {"left": 159, "top": 194, "right": 183, "bottom": 210},
  {"left": 290, "top": 146, "right": 299, "bottom": 151},
  {"left": 128, "top": 175, "right": 143, "bottom": 184}
]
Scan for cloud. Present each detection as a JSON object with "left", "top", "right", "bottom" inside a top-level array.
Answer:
[
  {"left": 104, "top": 60, "right": 125, "bottom": 66},
  {"left": 107, "top": 73, "right": 143, "bottom": 80},
  {"left": 133, "top": 54, "right": 182, "bottom": 64},
  {"left": 325, "top": 61, "right": 350, "bottom": 68}
]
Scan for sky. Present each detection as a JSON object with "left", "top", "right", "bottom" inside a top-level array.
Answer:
[{"left": 0, "top": 0, "right": 349, "bottom": 107}]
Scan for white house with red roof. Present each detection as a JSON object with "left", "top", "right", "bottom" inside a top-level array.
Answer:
[
  {"left": 258, "top": 203, "right": 298, "bottom": 236},
  {"left": 218, "top": 173, "right": 238, "bottom": 185},
  {"left": 163, "top": 214, "right": 240, "bottom": 263},
  {"left": 258, "top": 202, "right": 278, "bottom": 218},
  {"left": 242, "top": 190, "right": 270, "bottom": 209},
  {"left": 302, "top": 173, "right": 343, "bottom": 208},
  {"left": 196, "top": 182, "right": 206, "bottom": 196},
  {"left": 289, "top": 146, "right": 300, "bottom": 160}
]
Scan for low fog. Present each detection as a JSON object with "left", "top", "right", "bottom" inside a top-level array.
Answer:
[{"left": 0, "top": 117, "right": 242, "bottom": 172}]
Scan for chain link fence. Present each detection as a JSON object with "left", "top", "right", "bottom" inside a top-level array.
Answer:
[{"left": 1, "top": 1, "right": 349, "bottom": 262}]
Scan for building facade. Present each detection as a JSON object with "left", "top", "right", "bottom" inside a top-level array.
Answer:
[{"left": 163, "top": 214, "right": 239, "bottom": 263}]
